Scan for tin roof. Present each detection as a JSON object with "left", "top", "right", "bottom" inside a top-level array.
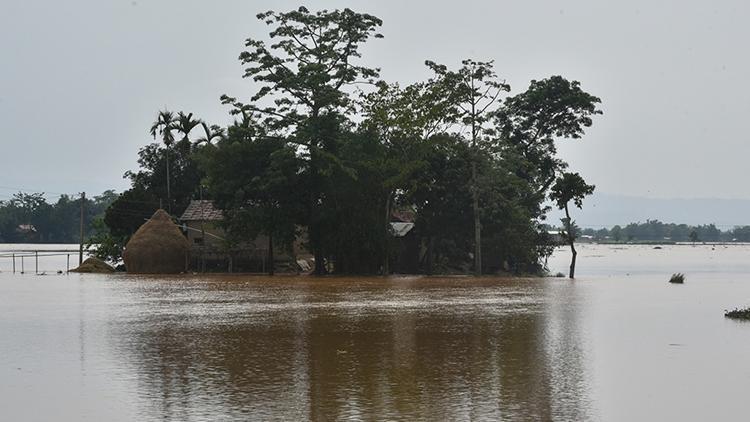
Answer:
[
  {"left": 180, "top": 200, "right": 223, "bottom": 222},
  {"left": 390, "top": 222, "right": 414, "bottom": 237}
]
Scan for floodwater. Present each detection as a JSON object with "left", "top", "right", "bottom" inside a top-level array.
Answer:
[{"left": 2, "top": 243, "right": 750, "bottom": 421}]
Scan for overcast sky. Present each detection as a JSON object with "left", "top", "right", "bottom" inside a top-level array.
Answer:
[{"left": 2, "top": 0, "right": 748, "bottom": 203}]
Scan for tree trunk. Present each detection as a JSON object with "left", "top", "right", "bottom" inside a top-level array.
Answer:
[
  {"left": 267, "top": 232, "right": 274, "bottom": 276},
  {"left": 426, "top": 236, "right": 435, "bottom": 275},
  {"left": 314, "top": 246, "right": 325, "bottom": 276},
  {"left": 469, "top": 77, "right": 482, "bottom": 277},
  {"left": 569, "top": 244, "right": 577, "bottom": 279},
  {"left": 565, "top": 204, "right": 576, "bottom": 279},
  {"left": 472, "top": 161, "right": 482, "bottom": 276},
  {"left": 383, "top": 193, "right": 392, "bottom": 275}
]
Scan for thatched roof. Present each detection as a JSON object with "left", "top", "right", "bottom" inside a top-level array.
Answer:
[
  {"left": 123, "top": 209, "right": 189, "bottom": 274},
  {"left": 70, "top": 257, "right": 115, "bottom": 273}
]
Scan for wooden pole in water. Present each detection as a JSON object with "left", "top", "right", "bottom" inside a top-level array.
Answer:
[
  {"left": 12, "top": 253, "right": 15, "bottom": 273},
  {"left": 67, "top": 254, "right": 70, "bottom": 273},
  {"left": 79, "top": 192, "right": 86, "bottom": 265},
  {"left": 21, "top": 256, "right": 24, "bottom": 273},
  {"left": 35, "top": 251, "right": 38, "bottom": 274}
]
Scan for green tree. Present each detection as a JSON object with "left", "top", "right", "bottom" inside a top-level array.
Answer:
[
  {"left": 104, "top": 128, "right": 204, "bottom": 253},
  {"left": 494, "top": 76, "right": 602, "bottom": 196},
  {"left": 104, "top": 186, "right": 159, "bottom": 240},
  {"left": 359, "top": 81, "right": 454, "bottom": 273},
  {"left": 410, "top": 134, "right": 474, "bottom": 274},
  {"left": 173, "top": 111, "right": 202, "bottom": 143},
  {"left": 550, "top": 172, "right": 595, "bottom": 278},
  {"left": 149, "top": 110, "right": 177, "bottom": 211},
  {"left": 201, "top": 120, "right": 301, "bottom": 276},
  {"left": 425, "top": 59, "right": 510, "bottom": 275},
  {"left": 222, "top": 6, "right": 383, "bottom": 275},
  {"left": 85, "top": 216, "right": 126, "bottom": 265},
  {"left": 732, "top": 226, "right": 750, "bottom": 242},
  {"left": 611, "top": 225, "right": 622, "bottom": 242},
  {"left": 195, "top": 122, "right": 225, "bottom": 145}
]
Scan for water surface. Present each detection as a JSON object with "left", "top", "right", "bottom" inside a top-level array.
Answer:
[{"left": 2, "top": 243, "right": 750, "bottom": 421}]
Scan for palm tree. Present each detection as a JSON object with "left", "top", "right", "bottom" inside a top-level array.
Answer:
[
  {"left": 173, "top": 111, "right": 202, "bottom": 143},
  {"left": 195, "top": 122, "right": 225, "bottom": 145},
  {"left": 149, "top": 110, "right": 176, "bottom": 212}
]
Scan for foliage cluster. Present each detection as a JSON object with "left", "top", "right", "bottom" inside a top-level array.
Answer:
[
  {"left": 579, "top": 220, "right": 750, "bottom": 243},
  {"left": 102, "top": 7, "right": 602, "bottom": 275},
  {"left": 0, "top": 191, "right": 116, "bottom": 243}
]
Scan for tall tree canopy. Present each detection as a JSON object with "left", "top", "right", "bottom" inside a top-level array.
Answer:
[
  {"left": 101, "top": 7, "right": 603, "bottom": 276},
  {"left": 221, "top": 6, "right": 384, "bottom": 275}
]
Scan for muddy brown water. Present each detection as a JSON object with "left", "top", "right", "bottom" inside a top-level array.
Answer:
[{"left": 2, "top": 243, "right": 750, "bottom": 421}]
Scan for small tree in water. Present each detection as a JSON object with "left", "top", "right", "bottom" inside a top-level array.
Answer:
[{"left": 550, "top": 172, "right": 595, "bottom": 278}]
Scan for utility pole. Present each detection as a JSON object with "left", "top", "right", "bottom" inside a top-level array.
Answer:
[
  {"left": 200, "top": 186, "right": 205, "bottom": 273},
  {"left": 79, "top": 191, "right": 85, "bottom": 265},
  {"left": 165, "top": 145, "right": 171, "bottom": 213}
]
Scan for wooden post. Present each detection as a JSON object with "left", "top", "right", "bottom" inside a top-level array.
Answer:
[
  {"left": 67, "top": 254, "right": 70, "bottom": 273},
  {"left": 12, "top": 253, "right": 15, "bottom": 273},
  {"left": 35, "top": 251, "right": 38, "bottom": 274},
  {"left": 79, "top": 192, "right": 86, "bottom": 265},
  {"left": 21, "top": 256, "right": 24, "bottom": 274},
  {"left": 268, "top": 233, "right": 274, "bottom": 276}
]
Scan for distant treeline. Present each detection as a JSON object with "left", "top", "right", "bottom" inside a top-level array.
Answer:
[
  {"left": 577, "top": 219, "right": 750, "bottom": 242},
  {"left": 0, "top": 191, "right": 116, "bottom": 243}
]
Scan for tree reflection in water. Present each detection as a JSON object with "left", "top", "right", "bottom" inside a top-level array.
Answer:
[{"left": 108, "top": 276, "right": 593, "bottom": 420}]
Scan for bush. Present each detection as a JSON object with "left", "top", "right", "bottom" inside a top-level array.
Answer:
[
  {"left": 669, "top": 273, "right": 685, "bottom": 284},
  {"left": 725, "top": 308, "right": 750, "bottom": 320}
]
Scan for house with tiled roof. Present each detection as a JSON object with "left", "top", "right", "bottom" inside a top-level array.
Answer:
[
  {"left": 179, "top": 200, "right": 310, "bottom": 273},
  {"left": 181, "top": 200, "right": 224, "bottom": 222},
  {"left": 179, "top": 200, "right": 226, "bottom": 252}
]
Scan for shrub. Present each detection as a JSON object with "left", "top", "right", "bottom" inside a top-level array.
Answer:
[{"left": 725, "top": 308, "right": 750, "bottom": 320}]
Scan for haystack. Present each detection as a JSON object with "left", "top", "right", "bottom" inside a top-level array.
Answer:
[
  {"left": 70, "top": 257, "right": 115, "bottom": 273},
  {"left": 123, "top": 209, "right": 189, "bottom": 274}
]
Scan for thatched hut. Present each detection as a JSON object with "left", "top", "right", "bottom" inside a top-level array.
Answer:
[{"left": 123, "top": 209, "right": 189, "bottom": 274}]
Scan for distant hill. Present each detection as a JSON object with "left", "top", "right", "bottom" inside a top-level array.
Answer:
[{"left": 545, "top": 193, "right": 750, "bottom": 229}]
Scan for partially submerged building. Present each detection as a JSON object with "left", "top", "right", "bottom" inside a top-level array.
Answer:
[
  {"left": 180, "top": 200, "right": 225, "bottom": 251},
  {"left": 388, "top": 212, "right": 420, "bottom": 274},
  {"left": 179, "top": 200, "right": 307, "bottom": 273}
]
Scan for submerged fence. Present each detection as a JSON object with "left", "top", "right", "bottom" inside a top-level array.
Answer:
[{"left": 0, "top": 249, "right": 81, "bottom": 274}]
